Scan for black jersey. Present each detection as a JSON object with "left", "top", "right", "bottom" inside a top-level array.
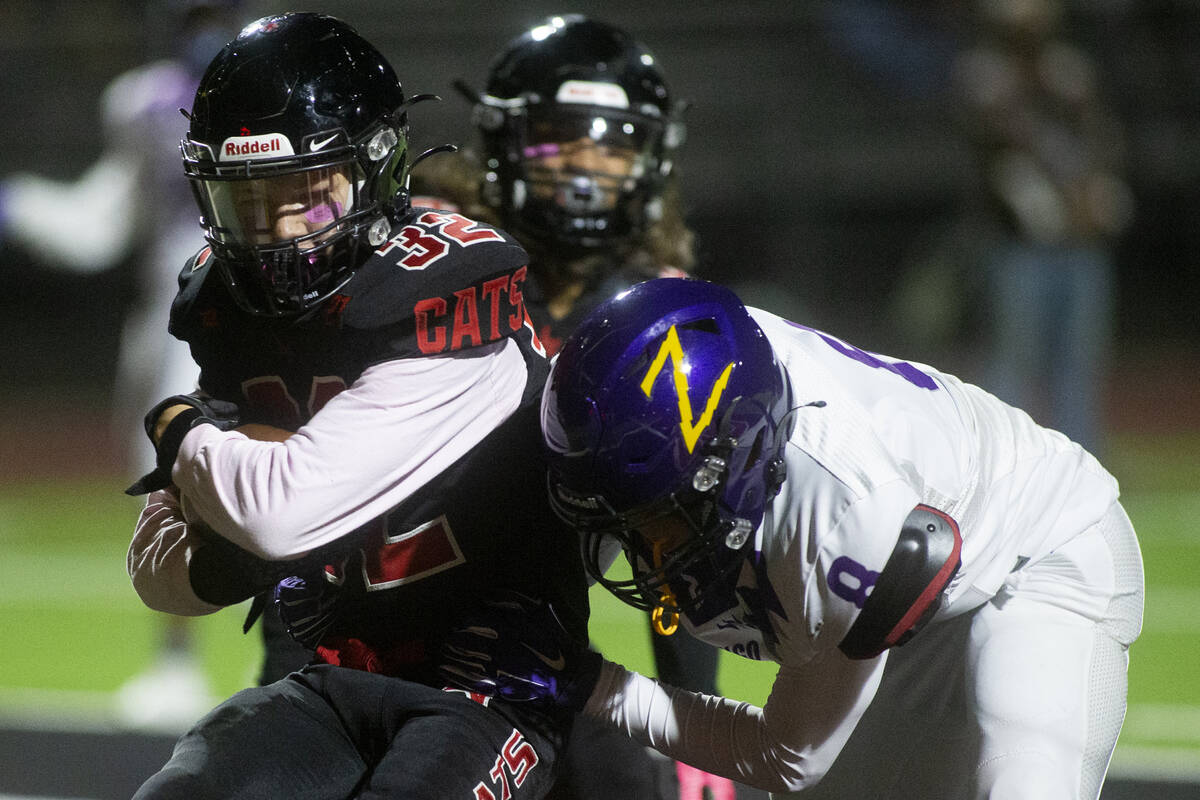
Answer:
[
  {"left": 524, "top": 258, "right": 685, "bottom": 357},
  {"left": 171, "top": 207, "right": 546, "bottom": 420},
  {"left": 169, "top": 208, "right": 586, "bottom": 684}
]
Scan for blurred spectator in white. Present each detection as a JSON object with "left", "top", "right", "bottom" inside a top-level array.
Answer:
[
  {"left": 0, "top": 0, "right": 245, "bottom": 732},
  {"left": 954, "top": 0, "right": 1134, "bottom": 455}
]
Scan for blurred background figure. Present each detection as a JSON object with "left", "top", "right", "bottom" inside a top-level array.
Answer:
[
  {"left": 422, "top": 17, "right": 694, "bottom": 349},
  {"left": 0, "top": 0, "right": 244, "bottom": 732},
  {"left": 464, "top": 14, "right": 695, "bottom": 355},
  {"left": 952, "top": 0, "right": 1134, "bottom": 456}
]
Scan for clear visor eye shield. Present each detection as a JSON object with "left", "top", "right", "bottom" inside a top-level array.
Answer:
[
  {"left": 183, "top": 117, "right": 420, "bottom": 244},
  {"left": 184, "top": 131, "right": 368, "bottom": 250}
]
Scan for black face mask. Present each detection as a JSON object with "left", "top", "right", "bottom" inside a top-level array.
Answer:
[{"left": 628, "top": 524, "right": 750, "bottom": 628}]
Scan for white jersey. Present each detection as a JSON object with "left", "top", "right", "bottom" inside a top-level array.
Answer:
[
  {"left": 697, "top": 308, "right": 1119, "bottom": 664},
  {"left": 584, "top": 306, "right": 1123, "bottom": 793}
]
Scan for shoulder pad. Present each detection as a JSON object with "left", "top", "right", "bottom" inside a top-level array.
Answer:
[
  {"left": 335, "top": 210, "right": 532, "bottom": 349},
  {"left": 838, "top": 505, "right": 962, "bottom": 660},
  {"left": 180, "top": 245, "right": 215, "bottom": 284},
  {"left": 168, "top": 246, "right": 224, "bottom": 337}
]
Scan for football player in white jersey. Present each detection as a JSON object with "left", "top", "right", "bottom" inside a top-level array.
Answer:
[{"left": 439, "top": 277, "right": 1144, "bottom": 799}]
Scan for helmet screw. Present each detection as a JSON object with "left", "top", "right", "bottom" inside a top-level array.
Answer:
[
  {"left": 367, "top": 216, "right": 390, "bottom": 246},
  {"left": 367, "top": 128, "right": 398, "bottom": 161},
  {"left": 724, "top": 519, "right": 752, "bottom": 549},
  {"left": 692, "top": 456, "right": 726, "bottom": 492}
]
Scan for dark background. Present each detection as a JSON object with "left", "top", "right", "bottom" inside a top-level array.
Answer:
[
  {"left": 0, "top": 0, "right": 1196, "bottom": 425},
  {"left": 0, "top": 5, "right": 1195, "bottom": 797}
]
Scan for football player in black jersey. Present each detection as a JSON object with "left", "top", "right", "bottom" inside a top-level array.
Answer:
[
  {"left": 465, "top": 15, "right": 696, "bottom": 358},
  {"left": 126, "top": 13, "right": 587, "bottom": 798},
  {"left": 412, "top": 16, "right": 761, "bottom": 800}
]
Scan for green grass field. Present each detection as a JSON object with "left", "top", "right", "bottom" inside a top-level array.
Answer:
[{"left": 1, "top": 431, "right": 1197, "bottom": 777}]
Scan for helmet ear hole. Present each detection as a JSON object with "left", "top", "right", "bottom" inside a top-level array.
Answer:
[
  {"left": 745, "top": 429, "right": 765, "bottom": 470},
  {"left": 626, "top": 453, "right": 651, "bottom": 469},
  {"left": 677, "top": 319, "right": 719, "bottom": 336}
]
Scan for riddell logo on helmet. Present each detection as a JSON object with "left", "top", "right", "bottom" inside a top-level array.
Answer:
[
  {"left": 219, "top": 132, "right": 295, "bottom": 161},
  {"left": 555, "top": 80, "right": 629, "bottom": 109}
]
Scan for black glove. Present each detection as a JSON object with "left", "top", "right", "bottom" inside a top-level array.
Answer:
[
  {"left": 439, "top": 591, "right": 602, "bottom": 712},
  {"left": 125, "top": 393, "right": 242, "bottom": 495},
  {"left": 274, "top": 572, "right": 344, "bottom": 649}
]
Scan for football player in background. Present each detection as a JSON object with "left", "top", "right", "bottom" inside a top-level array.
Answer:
[
  {"left": 462, "top": 15, "right": 694, "bottom": 354},
  {"left": 441, "top": 278, "right": 1144, "bottom": 799},
  {"left": 126, "top": 13, "right": 587, "bottom": 797},
  {"left": 0, "top": 0, "right": 245, "bottom": 731},
  {"left": 416, "top": 16, "right": 750, "bottom": 800}
]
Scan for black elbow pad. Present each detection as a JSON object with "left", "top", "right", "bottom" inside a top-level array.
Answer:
[{"left": 838, "top": 504, "right": 962, "bottom": 660}]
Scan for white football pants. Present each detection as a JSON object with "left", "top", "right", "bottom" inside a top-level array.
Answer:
[{"left": 773, "top": 501, "right": 1143, "bottom": 800}]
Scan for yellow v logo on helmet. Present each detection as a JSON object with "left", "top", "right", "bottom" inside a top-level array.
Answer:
[{"left": 640, "top": 325, "right": 735, "bottom": 453}]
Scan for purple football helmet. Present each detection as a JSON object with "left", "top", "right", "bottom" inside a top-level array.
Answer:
[{"left": 541, "top": 278, "right": 793, "bottom": 617}]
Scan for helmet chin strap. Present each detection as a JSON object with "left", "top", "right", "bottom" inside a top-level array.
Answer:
[
  {"left": 647, "top": 421, "right": 738, "bottom": 637},
  {"left": 650, "top": 540, "right": 680, "bottom": 636}
]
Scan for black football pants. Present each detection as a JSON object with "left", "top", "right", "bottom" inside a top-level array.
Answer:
[{"left": 132, "top": 664, "right": 565, "bottom": 800}]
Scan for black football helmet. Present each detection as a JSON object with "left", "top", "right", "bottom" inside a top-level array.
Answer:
[
  {"left": 182, "top": 13, "right": 413, "bottom": 316},
  {"left": 470, "top": 15, "right": 685, "bottom": 251}
]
